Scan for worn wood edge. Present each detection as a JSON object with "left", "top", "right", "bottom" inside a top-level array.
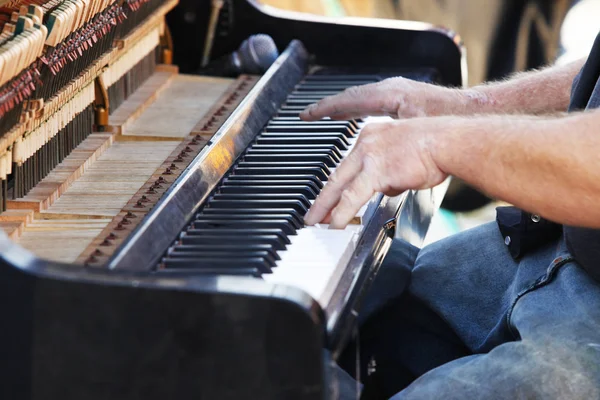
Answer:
[
  {"left": 108, "top": 67, "right": 179, "bottom": 134},
  {"left": 7, "top": 133, "right": 115, "bottom": 213},
  {"left": 189, "top": 75, "right": 261, "bottom": 136}
]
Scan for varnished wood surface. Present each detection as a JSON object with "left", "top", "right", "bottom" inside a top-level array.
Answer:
[{"left": 121, "top": 75, "right": 234, "bottom": 139}]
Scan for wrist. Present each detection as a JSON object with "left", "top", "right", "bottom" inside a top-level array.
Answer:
[{"left": 459, "top": 87, "right": 498, "bottom": 115}]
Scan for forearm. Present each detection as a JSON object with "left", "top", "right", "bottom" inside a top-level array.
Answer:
[
  {"left": 466, "top": 58, "right": 585, "bottom": 115},
  {"left": 431, "top": 110, "right": 600, "bottom": 227}
]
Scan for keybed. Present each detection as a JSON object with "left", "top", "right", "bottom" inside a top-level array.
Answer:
[{"left": 156, "top": 73, "right": 382, "bottom": 304}]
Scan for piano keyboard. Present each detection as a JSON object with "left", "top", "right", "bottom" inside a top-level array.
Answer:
[{"left": 158, "top": 74, "right": 382, "bottom": 306}]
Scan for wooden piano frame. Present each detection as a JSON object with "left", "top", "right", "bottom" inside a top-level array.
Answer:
[{"left": 0, "top": 2, "right": 465, "bottom": 399}]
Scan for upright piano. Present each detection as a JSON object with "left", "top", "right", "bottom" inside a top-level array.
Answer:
[{"left": 0, "top": 0, "right": 464, "bottom": 398}]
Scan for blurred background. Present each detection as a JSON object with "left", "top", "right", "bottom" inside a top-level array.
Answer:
[{"left": 259, "top": 0, "right": 598, "bottom": 242}]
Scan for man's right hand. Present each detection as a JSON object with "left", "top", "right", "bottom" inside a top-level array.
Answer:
[{"left": 300, "top": 77, "right": 488, "bottom": 121}]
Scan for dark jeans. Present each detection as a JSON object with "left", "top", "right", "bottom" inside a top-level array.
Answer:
[{"left": 335, "top": 222, "right": 600, "bottom": 399}]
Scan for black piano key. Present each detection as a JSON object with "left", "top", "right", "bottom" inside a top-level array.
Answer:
[
  {"left": 279, "top": 105, "right": 315, "bottom": 112},
  {"left": 276, "top": 110, "right": 304, "bottom": 117},
  {"left": 255, "top": 136, "right": 348, "bottom": 150},
  {"left": 179, "top": 234, "right": 287, "bottom": 250},
  {"left": 167, "top": 243, "right": 280, "bottom": 260},
  {"left": 303, "top": 74, "right": 380, "bottom": 81},
  {"left": 192, "top": 219, "right": 297, "bottom": 235},
  {"left": 194, "top": 213, "right": 303, "bottom": 230},
  {"left": 236, "top": 161, "right": 331, "bottom": 175},
  {"left": 219, "top": 185, "right": 317, "bottom": 200},
  {"left": 270, "top": 117, "right": 361, "bottom": 130},
  {"left": 184, "top": 228, "right": 290, "bottom": 244},
  {"left": 167, "top": 248, "right": 277, "bottom": 264},
  {"left": 199, "top": 208, "right": 305, "bottom": 226},
  {"left": 207, "top": 199, "right": 309, "bottom": 214},
  {"left": 249, "top": 144, "right": 343, "bottom": 159},
  {"left": 210, "top": 193, "right": 312, "bottom": 211},
  {"left": 242, "top": 154, "right": 337, "bottom": 168},
  {"left": 263, "top": 125, "right": 355, "bottom": 138},
  {"left": 222, "top": 179, "right": 321, "bottom": 196},
  {"left": 233, "top": 167, "right": 329, "bottom": 182},
  {"left": 295, "top": 85, "right": 367, "bottom": 92},
  {"left": 267, "top": 120, "right": 358, "bottom": 131},
  {"left": 259, "top": 132, "right": 351, "bottom": 146},
  {"left": 161, "top": 257, "right": 273, "bottom": 274},
  {"left": 246, "top": 149, "right": 341, "bottom": 164},
  {"left": 225, "top": 174, "right": 324, "bottom": 189},
  {"left": 287, "top": 91, "right": 340, "bottom": 98},
  {"left": 158, "top": 263, "right": 262, "bottom": 277}
]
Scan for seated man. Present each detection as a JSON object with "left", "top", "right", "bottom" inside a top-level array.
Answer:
[{"left": 300, "top": 33, "right": 600, "bottom": 399}]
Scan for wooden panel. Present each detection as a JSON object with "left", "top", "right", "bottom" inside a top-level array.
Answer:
[
  {"left": 41, "top": 141, "right": 181, "bottom": 217},
  {"left": 17, "top": 219, "right": 114, "bottom": 264},
  {"left": 8, "top": 133, "right": 115, "bottom": 212},
  {"left": 109, "top": 66, "right": 179, "bottom": 133},
  {"left": 120, "top": 75, "right": 235, "bottom": 139}
]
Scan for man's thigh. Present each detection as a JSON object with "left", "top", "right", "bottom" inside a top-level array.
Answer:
[{"left": 393, "top": 259, "right": 600, "bottom": 400}]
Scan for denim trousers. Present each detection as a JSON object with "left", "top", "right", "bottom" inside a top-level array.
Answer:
[{"left": 335, "top": 221, "right": 600, "bottom": 399}]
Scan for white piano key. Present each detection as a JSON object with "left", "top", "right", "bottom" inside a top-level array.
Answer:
[{"left": 264, "top": 224, "right": 362, "bottom": 307}]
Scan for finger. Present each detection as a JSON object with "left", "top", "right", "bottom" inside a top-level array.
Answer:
[
  {"left": 299, "top": 84, "right": 384, "bottom": 121},
  {"left": 328, "top": 111, "right": 368, "bottom": 121},
  {"left": 304, "top": 150, "right": 363, "bottom": 225},
  {"left": 329, "top": 171, "right": 375, "bottom": 229}
]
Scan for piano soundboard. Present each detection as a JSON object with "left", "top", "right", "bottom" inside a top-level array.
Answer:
[{"left": 0, "top": 1, "right": 465, "bottom": 398}]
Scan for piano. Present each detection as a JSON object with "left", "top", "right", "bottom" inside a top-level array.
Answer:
[{"left": 0, "top": 1, "right": 464, "bottom": 398}]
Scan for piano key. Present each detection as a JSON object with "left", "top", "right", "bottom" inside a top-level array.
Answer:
[
  {"left": 157, "top": 265, "right": 262, "bottom": 277},
  {"left": 263, "top": 224, "right": 362, "bottom": 306},
  {"left": 249, "top": 144, "right": 343, "bottom": 159},
  {"left": 302, "top": 74, "right": 380, "bottom": 81},
  {"left": 183, "top": 228, "right": 290, "bottom": 244},
  {"left": 233, "top": 167, "right": 330, "bottom": 182},
  {"left": 178, "top": 234, "right": 287, "bottom": 250},
  {"left": 276, "top": 110, "right": 306, "bottom": 117},
  {"left": 255, "top": 136, "right": 349, "bottom": 150},
  {"left": 246, "top": 149, "right": 341, "bottom": 164},
  {"left": 267, "top": 120, "right": 358, "bottom": 131},
  {"left": 210, "top": 193, "right": 312, "bottom": 210},
  {"left": 222, "top": 179, "right": 321, "bottom": 194},
  {"left": 259, "top": 132, "right": 351, "bottom": 145},
  {"left": 219, "top": 185, "right": 318, "bottom": 200},
  {"left": 225, "top": 174, "right": 324, "bottom": 189},
  {"left": 161, "top": 257, "right": 274, "bottom": 274},
  {"left": 295, "top": 85, "right": 369, "bottom": 92},
  {"left": 194, "top": 213, "right": 303, "bottom": 230},
  {"left": 206, "top": 199, "right": 309, "bottom": 214},
  {"left": 199, "top": 208, "right": 305, "bottom": 226},
  {"left": 167, "top": 249, "right": 277, "bottom": 265},
  {"left": 167, "top": 243, "right": 281, "bottom": 260},
  {"left": 263, "top": 125, "right": 355, "bottom": 137},
  {"left": 270, "top": 117, "right": 361, "bottom": 128},
  {"left": 192, "top": 219, "right": 297, "bottom": 235},
  {"left": 243, "top": 153, "right": 338, "bottom": 167},
  {"left": 236, "top": 161, "right": 332, "bottom": 176}
]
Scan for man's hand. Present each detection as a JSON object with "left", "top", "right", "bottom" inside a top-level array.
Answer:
[
  {"left": 304, "top": 120, "right": 448, "bottom": 229},
  {"left": 300, "top": 77, "right": 484, "bottom": 121}
]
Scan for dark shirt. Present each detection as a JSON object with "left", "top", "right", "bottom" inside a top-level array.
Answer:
[
  {"left": 496, "top": 32, "right": 600, "bottom": 282},
  {"left": 563, "top": 32, "right": 600, "bottom": 282}
]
